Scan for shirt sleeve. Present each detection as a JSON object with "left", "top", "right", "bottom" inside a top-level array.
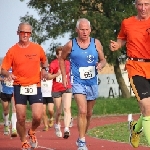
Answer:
[
  {"left": 1, "top": 49, "right": 14, "bottom": 70},
  {"left": 40, "top": 46, "right": 47, "bottom": 63},
  {"left": 49, "top": 62, "right": 54, "bottom": 74},
  {"left": 117, "top": 20, "right": 127, "bottom": 40}
]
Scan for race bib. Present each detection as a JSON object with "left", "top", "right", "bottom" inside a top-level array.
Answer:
[
  {"left": 56, "top": 74, "right": 63, "bottom": 83},
  {"left": 41, "top": 80, "right": 52, "bottom": 97},
  {"left": 79, "top": 66, "right": 95, "bottom": 79},
  {"left": 4, "top": 80, "right": 14, "bottom": 87},
  {"left": 20, "top": 84, "right": 37, "bottom": 95}
]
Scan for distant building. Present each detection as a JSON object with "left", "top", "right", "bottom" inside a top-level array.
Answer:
[{"left": 98, "top": 63, "right": 134, "bottom": 98}]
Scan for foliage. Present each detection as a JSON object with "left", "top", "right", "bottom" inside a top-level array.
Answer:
[
  {"left": 0, "top": 97, "right": 140, "bottom": 122},
  {"left": 88, "top": 122, "right": 148, "bottom": 146},
  {"left": 20, "top": 0, "right": 137, "bottom": 64}
]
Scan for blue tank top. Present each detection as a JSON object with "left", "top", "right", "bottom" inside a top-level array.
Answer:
[
  {"left": 69, "top": 38, "right": 98, "bottom": 86},
  {"left": 1, "top": 69, "right": 14, "bottom": 94}
]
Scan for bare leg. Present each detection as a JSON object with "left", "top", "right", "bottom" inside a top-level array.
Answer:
[
  {"left": 53, "top": 97, "right": 62, "bottom": 124},
  {"left": 42, "top": 104, "right": 48, "bottom": 129},
  {"left": 47, "top": 103, "right": 54, "bottom": 119},
  {"left": 74, "top": 94, "right": 87, "bottom": 139},
  {"left": 86, "top": 100, "right": 96, "bottom": 133},
  {"left": 16, "top": 104, "right": 26, "bottom": 142},
  {"left": 31, "top": 103, "right": 43, "bottom": 131},
  {"left": 62, "top": 93, "right": 72, "bottom": 128}
]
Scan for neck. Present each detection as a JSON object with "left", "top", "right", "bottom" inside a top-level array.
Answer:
[
  {"left": 18, "top": 41, "right": 30, "bottom": 48},
  {"left": 77, "top": 37, "right": 90, "bottom": 44},
  {"left": 136, "top": 15, "right": 150, "bottom": 21}
]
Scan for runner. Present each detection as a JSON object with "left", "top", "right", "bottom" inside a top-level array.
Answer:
[
  {"left": 110, "top": 0, "right": 150, "bottom": 147},
  {"left": 48, "top": 46, "right": 72, "bottom": 139},
  {"left": 1, "top": 22, "right": 48, "bottom": 150},
  {"left": 41, "top": 78, "right": 54, "bottom": 131},
  {"left": 0, "top": 69, "right": 17, "bottom": 137},
  {"left": 59, "top": 18, "right": 106, "bottom": 150}
]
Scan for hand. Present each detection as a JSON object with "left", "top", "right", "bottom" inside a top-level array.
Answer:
[
  {"left": 7, "top": 73, "right": 16, "bottom": 81},
  {"left": 62, "top": 76, "right": 68, "bottom": 88},
  {"left": 110, "top": 40, "right": 120, "bottom": 51},
  {"left": 56, "top": 69, "right": 61, "bottom": 77},
  {"left": 96, "top": 62, "right": 103, "bottom": 71},
  {"left": 41, "top": 69, "right": 48, "bottom": 80}
]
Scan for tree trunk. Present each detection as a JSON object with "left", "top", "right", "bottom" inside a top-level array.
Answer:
[{"left": 114, "top": 59, "right": 131, "bottom": 98}]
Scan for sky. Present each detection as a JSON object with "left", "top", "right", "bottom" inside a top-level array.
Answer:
[{"left": 0, "top": 0, "right": 69, "bottom": 58}]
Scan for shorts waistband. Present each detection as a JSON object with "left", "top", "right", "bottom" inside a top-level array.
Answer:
[{"left": 127, "top": 57, "right": 150, "bottom": 62}]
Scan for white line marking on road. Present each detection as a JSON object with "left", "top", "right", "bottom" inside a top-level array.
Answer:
[{"left": 38, "top": 145, "right": 55, "bottom": 150}]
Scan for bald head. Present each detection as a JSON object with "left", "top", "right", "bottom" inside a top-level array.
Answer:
[{"left": 76, "top": 18, "right": 90, "bottom": 29}]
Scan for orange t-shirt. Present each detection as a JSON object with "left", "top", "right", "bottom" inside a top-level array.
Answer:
[
  {"left": 2, "top": 42, "right": 47, "bottom": 86},
  {"left": 118, "top": 16, "right": 150, "bottom": 78}
]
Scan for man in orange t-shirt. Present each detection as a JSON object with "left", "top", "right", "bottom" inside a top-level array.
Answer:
[
  {"left": 110, "top": 0, "right": 150, "bottom": 148},
  {"left": 1, "top": 22, "right": 48, "bottom": 150}
]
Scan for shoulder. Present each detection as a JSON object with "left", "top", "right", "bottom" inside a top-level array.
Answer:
[
  {"left": 30, "top": 42, "right": 44, "bottom": 49},
  {"left": 50, "top": 59, "right": 58, "bottom": 65},
  {"left": 5, "top": 43, "right": 18, "bottom": 56},
  {"left": 64, "top": 40, "right": 73, "bottom": 48},
  {"left": 94, "top": 38, "right": 102, "bottom": 46},
  {"left": 122, "top": 16, "right": 135, "bottom": 25},
  {"left": 93, "top": 38, "right": 103, "bottom": 51}
]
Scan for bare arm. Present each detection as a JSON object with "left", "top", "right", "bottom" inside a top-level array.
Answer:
[
  {"left": 59, "top": 40, "right": 72, "bottom": 87},
  {"left": 47, "top": 71, "right": 61, "bottom": 80},
  {"left": 41, "top": 57, "right": 49, "bottom": 79},
  {"left": 95, "top": 39, "right": 107, "bottom": 70},
  {"left": 110, "top": 39, "right": 126, "bottom": 51}
]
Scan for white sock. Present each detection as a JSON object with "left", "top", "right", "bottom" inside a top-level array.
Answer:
[
  {"left": 11, "top": 113, "right": 17, "bottom": 130},
  {"left": 80, "top": 137, "right": 85, "bottom": 142},
  {"left": 64, "top": 127, "right": 69, "bottom": 132},
  {"left": 3, "top": 113, "right": 9, "bottom": 126}
]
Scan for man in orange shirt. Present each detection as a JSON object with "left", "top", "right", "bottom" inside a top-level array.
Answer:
[
  {"left": 110, "top": 0, "right": 150, "bottom": 148},
  {"left": 1, "top": 22, "right": 48, "bottom": 150}
]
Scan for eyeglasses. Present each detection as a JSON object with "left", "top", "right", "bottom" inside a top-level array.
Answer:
[{"left": 18, "top": 31, "right": 31, "bottom": 36}]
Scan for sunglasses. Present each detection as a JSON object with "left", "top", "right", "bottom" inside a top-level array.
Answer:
[{"left": 18, "top": 31, "right": 31, "bottom": 36}]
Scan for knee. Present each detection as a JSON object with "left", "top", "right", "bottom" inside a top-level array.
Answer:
[
  {"left": 17, "top": 116, "right": 26, "bottom": 126},
  {"left": 87, "top": 112, "right": 92, "bottom": 118},
  {"left": 79, "top": 109, "right": 87, "bottom": 116},
  {"left": 63, "top": 107, "right": 71, "bottom": 114},
  {"left": 43, "top": 110, "right": 47, "bottom": 116},
  {"left": 56, "top": 111, "right": 61, "bottom": 116}
]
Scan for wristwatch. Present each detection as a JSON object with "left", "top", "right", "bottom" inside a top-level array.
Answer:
[{"left": 42, "top": 67, "right": 49, "bottom": 71}]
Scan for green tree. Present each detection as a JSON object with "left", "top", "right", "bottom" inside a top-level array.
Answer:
[{"left": 20, "top": 0, "right": 136, "bottom": 98}]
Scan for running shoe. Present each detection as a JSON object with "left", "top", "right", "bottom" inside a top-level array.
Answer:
[
  {"left": 43, "top": 126, "right": 48, "bottom": 131},
  {"left": 22, "top": 141, "right": 31, "bottom": 150},
  {"left": 11, "top": 128, "right": 17, "bottom": 137},
  {"left": 76, "top": 138, "right": 88, "bottom": 150},
  {"left": 54, "top": 124, "right": 62, "bottom": 137},
  {"left": 28, "top": 129, "right": 38, "bottom": 148},
  {"left": 129, "top": 121, "right": 142, "bottom": 148},
  {"left": 49, "top": 118, "right": 54, "bottom": 128},
  {"left": 4, "top": 125, "right": 10, "bottom": 135},
  {"left": 63, "top": 129, "right": 70, "bottom": 139}
]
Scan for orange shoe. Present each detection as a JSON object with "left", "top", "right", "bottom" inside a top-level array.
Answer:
[
  {"left": 28, "top": 129, "right": 38, "bottom": 148},
  {"left": 22, "top": 141, "right": 31, "bottom": 150}
]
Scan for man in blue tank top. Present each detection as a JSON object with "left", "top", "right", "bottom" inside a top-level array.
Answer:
[
  {"left": 59, "top": 18, "right": 106, "bottom": 150},
  {"left": 0, "top": 68, "right": 17, "bottom": 137}
]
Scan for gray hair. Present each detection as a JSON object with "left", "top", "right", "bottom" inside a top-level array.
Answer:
[
  {"left": 18, "top": 22, "right": 32, "bottom": 31},
  {"left": 76, "top": 18, "right": 90, "bottom": 29}
]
